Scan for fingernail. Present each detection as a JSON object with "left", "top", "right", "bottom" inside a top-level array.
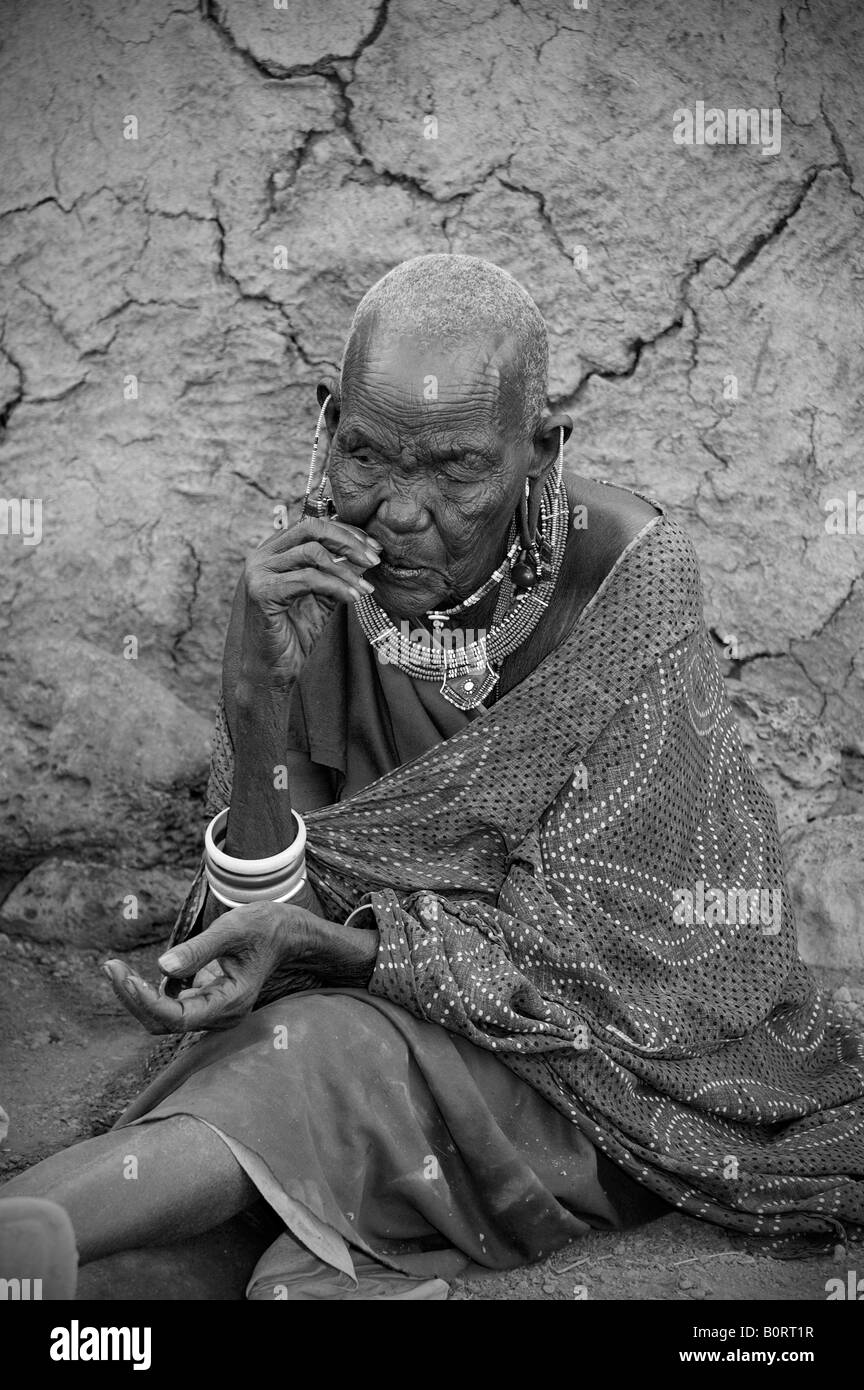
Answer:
[
  {"left": 363, "top": 551, "right": 380, "bottom": 566},
  {"left": 101, "top": 964, "right": 113, "bottom": 980},
  {"left": 366, "top": 537, "right": 383, "bottom": 550},
  {"left": 347, "top": 589, "right": 362, "bottom": 601},
  {"left": 158, "top": 950, "right": 180, "bottom": 971},
  {"left": 357, "top": 581, "right": 375, "bottom": 594},
  {"left": 125, "top": 978, "right": 139, "bottom": 996}
]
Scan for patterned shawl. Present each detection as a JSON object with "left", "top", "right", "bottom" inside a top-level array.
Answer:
[{"left": 194, "top": 512, "right": 864, "bottom": 1246}]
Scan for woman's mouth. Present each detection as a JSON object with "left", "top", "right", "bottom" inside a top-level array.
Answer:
[{"left": 377, "top": 558, "right": 427, "bottom": 581}]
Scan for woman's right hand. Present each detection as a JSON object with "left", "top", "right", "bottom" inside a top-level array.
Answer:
[{"left": 238, "top": 516, "right": 381, "bottom": 689}]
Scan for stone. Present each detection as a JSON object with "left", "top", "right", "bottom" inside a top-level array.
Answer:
[
  {"left": 0, "top": 635, "right": 211, "bottom": 875},
  {"left": 782, "top": 816, "right": 864, "bottom": 970},
  {"left": 0, "top": 859, "right": 193, "bottom": 952}
]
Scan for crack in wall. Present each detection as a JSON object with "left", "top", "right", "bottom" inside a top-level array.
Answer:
[
  {"left": 0, "top": 195, "right": 73, "bottom": 222},
  {"left": 552, "top": 161, "right": 840, "bottom": 416},
  {"left": 776, "top": 4, "right": 789, "bottom": 107},
  {"left": 0, "top": 343, "right": 25, "bottom": 439},
  {"left": 550, "top": 314, "right": 685, "bottom": 412},
  {"left": 697, "top": 432, "right": 731, "bottom": 474},
  {"left": 725, "top": 164, "right": 834, "bottom": 281},
  {"left": 199, "top": 0, "right": 390, "bottom": 80},
  {"left": 198, "top": 0, "right": 494, "bottom": 205},
  {"left": 796, "top": 575, "right": 860, "bottom": 644},
  {"left": 0, "top": 184, "right": 148, "bottom": 225},
  {"left": 713, "top": 573, "right": 863, "bottom": 697},
  {"left": 819, "top": 98, "right": 862, "bottom": 202},
  {"left": 495, "top": 166, "right": 571, "bottom": 260},
  {"left": 83, "top": 2, "right": 201, "bottom": 48},
  {"left": 210, "top": 206, "right": 334, "bottom": 371},
  {"left": 169, "top": 539, "right": 203, "bottom": 668},
  {"left": 229, "top": 469, "right": 282, "bottom": 502}
]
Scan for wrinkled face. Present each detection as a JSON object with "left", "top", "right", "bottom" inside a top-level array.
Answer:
[{"left": 328, "top": 324, "right": 534, "bottom": 617}]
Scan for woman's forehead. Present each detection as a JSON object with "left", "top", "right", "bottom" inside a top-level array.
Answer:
[{"left": 340, "top": 331, "right": 526, "bottom": 432}]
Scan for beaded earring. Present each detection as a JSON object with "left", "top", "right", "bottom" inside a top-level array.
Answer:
[
  {"left": 510, "top": 426, "right": 564, "bottom": 594},
  {"left": 301, "top": 393, "right": 336, "bottom": 521}
]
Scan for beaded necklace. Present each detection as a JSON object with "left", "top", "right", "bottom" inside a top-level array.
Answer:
[{"left": 354, "top": 468, "right": 570, "bottom": 710}]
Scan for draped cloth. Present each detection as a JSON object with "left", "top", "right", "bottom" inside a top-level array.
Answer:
[
  {"left": 225, "top": 511, "right": 864, "bottom": 1244},
  {"left": 182, "top": 508, "right": 864, "bottom": 1249}
]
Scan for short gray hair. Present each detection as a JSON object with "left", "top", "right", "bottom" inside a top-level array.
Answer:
[{"left": 341, "top": 254, "right": 549, "bottom": 439}]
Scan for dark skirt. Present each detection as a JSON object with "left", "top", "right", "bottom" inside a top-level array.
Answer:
[{"left": 117, "top": 989, "right": 662, "bottom": 1280}]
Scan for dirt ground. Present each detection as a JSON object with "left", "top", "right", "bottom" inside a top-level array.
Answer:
[{"left": 1, "top": 928, "right": 861, "bottom": 1302}]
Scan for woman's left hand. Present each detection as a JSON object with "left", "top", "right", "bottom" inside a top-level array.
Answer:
[{"left": 101, "top": 901, "right": 379, "bottom": 1034}]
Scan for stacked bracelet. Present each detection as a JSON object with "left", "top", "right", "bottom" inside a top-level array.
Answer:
[{"left": 204, "top": 808, "right": 307, "bottom": 907}]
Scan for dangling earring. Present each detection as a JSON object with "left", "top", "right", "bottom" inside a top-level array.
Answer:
[
  {"left": 301, "top": 394, "right": 335, "bottom": 521},
  {"left": 510, "top": 480, "right": 538, "bottom": 592},
  {"left": 510, "top": 428, "right": 565, "bottom": 594}
]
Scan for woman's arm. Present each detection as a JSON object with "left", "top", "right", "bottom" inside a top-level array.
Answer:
[
  {"left": 218, "top": 518, "right": 378, "bottom": 902},
  {"left": 224, "top": 686, "right": 331, "bottom": 914},
  {"left": 225, "top": 680, "right": 299, "bottom": 859}
]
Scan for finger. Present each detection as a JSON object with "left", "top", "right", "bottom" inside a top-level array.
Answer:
[
  {"left": 261, "top": 568, "right": 372, "bottom": 605},
  {"left": 193, "top": 962, "right": 227, "bottom": 990},
  {"left": 258, "top": 518, "right": 380, "bottom": 563},
  {"left": 102, "top": 961, "right": 175, "bottom": 1034},
  {"left": 267, "top": 538, "right": 379, "bottom": 578},
  {"left": 158, "top": 972, "right": 249, "bottom": 1031},
  {"left": 111, "top": 962, "right": 245, "bottom": 1034},
  {"left": 266, "top": 541, "right": 379, "bottom": 581},
  {"left": 157, "top": 905, "right": 282, "bottom": 983},
  {"left": 302, "top": 517, "right": 383, "bottom": 553},
  {"left": 156, "top": 913, "right": 254, "bottom": 980}
]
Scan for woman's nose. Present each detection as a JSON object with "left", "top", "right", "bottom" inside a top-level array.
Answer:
[{"left": 375, "top": 487, "right": 431, "bottom": 535}]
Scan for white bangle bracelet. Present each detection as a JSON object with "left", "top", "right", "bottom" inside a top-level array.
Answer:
[
  {"left": 205, "top": 807, "right": 307, "bottom": 877},
  {"left": 205, "top": 860, "right": 307, "bottom": 902},
  {"left": 207, "top": 875, "right": 308, "bottom": 909}
]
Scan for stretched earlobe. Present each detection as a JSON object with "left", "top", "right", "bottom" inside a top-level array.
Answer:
[
  {"left": 511, "top": 428, "right": 564, "bottom": 594},
  {"left": 539, "top": 410, "right": 572, "bottom": 449},
  {"left": 302, "top": 394, "right": 337, "bottom": 521},
  {"left": 316, "top": 379, "right": 341, "bottom": 435}
]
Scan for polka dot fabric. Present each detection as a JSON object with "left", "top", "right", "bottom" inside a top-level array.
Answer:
[{"left": 203, "top": 515, "right": 864, "bottom": 1246}]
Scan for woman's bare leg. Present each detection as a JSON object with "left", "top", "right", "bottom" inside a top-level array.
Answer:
[{"left": 0, "top": 1116, "right": 257, "bottom": 1264}]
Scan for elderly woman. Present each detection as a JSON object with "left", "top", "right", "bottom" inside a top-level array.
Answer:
[{"left": 2, "top": 255, "right": 863, "bottom": 1300}]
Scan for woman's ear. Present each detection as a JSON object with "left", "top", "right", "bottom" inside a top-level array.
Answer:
[
  {"left": 528, "top": 410, "right": 573, "bottom": 479},
  {"left": 316, "top": 379, "right": 341, "bottom": 436}
]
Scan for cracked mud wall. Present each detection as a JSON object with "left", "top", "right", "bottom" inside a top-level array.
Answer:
[{"left": 0, "top": 0, "right": 862, "bottom": 963}]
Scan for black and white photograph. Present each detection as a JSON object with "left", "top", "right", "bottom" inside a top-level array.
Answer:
[{"left": 1, "top": 0, "right": 863, "bottom": 1344}]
